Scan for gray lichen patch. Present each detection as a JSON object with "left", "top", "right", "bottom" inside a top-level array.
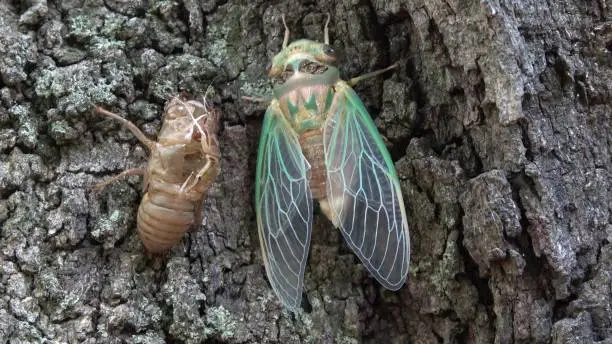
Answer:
[
  {"left": 48, "top": 119, "right": 81, "bottom": 144},
  {"left": 45, "top": 187, "right": 89, "bottom": 248},
  {"left": 0, "top": 148, "right": 51, "bottom": 196},
  {"left": 204, "top": 306, "right": 236, "bottom": 340},
  {"left": 202, "top": 7, "right": 245, "bottom": 79},
  {"left": 0, "top": 22, "right": 38, "bottom": 86},
  {"left": 67, "top": 10, "right": 103, "bottom": 43},
  {"left": 57, "top": 138, "right": 132, "bottom": 174},
  {"left": 149, "top": 55, "right": 218, "bottom": 100},
  {"left": 8, "top": 103, "right": 40, "bottom": 150},
  {"left": 162, "top": 257, "right": 208, "bottom": 343},
  {"left": 33, "top": 60, "right": 122, "bottom": 115},
  {"left": 89, "top": 181, "right": 139, "bottom": 249},
  {"left": 238, "top": 73, "right": 272, "bottom": 103}
]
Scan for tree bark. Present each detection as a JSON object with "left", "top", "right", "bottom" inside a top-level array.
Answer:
[{"left": 0, "top": 0, "right": 610, "bottom": 343}]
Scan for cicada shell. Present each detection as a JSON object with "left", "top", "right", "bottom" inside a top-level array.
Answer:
[
  {"left": 254, "top": 16, "right": 410, "bottom": 310},
  {"left": 95, "top": 92, "right": 221, "bottom": 253}
]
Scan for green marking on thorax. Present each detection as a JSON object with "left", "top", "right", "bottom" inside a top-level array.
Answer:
[
  {"left": 303, "top": 93, "right": 318, "bottom": 112},
  {"left": 287, "top": 101, "right": 298, "bottom": 117}
]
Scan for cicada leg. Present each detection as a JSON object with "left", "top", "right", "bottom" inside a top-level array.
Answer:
[
  {"left": 179, "top": 172, "right": 197, "bottom": 194},
  {"left": 242, "top": 96, "right": 272, "bottom": 104},
  {"left": 177, "top": 158, "right": 217, "bottom": 231},
  {"left": 95, "top": 107, "right": 155, "bottom": 150},
  {"left": 178, "top": 158, "right": 217, "bottom": 197},
  {"left": 92, "top": 168, "right": 146, "bottom": 190},
  {"left": 347, "top": 63, "right": 399, "bottom": 87}
]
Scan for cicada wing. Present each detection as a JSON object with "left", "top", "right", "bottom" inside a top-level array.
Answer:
[
  {"left": 255, "top": 101, "right": 313, "bottom": 310},
  {"left": 323, "top": 81, "right": 410, "bottom": 290}
]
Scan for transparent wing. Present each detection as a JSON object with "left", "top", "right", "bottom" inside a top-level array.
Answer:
[
  {"left": 323, "top": 81, "right": 410, "bottom": 290},
  {"left": 255, "top": 101, "right": 313, "bottom": 310}
]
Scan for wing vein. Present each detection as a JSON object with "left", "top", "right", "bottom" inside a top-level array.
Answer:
[{"left": 323, "top": 83, "right": 410, "bottom": 290}]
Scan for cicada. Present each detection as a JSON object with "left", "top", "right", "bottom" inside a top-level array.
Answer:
[
  {"left": 95, "top": 91, "right": 221, "bottom": 252},
  {"left": 254, "top": 15, "right": 410, "bottom": 310}
]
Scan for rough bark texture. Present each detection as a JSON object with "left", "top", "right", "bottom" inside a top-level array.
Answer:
[{"left": 0, "top": 0, "right": 610, "bottom": 343}]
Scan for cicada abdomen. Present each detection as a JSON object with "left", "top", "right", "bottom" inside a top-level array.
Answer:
[
  {"left": 95, "top": 92, "right": 221, "bottom": 253},
  {"left": 254, "top": 15, "right": 410, "bottom": 310}
]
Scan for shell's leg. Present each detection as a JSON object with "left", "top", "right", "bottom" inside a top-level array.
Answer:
[
  {"left": 181, "top": 160, "right": 215, "bottom": 192},
  {"left": 179, "top": 157, "right": 217, "bottom": 197},
  {"left": 178, "top": 159, "right": 216, "bottom": 232},
  {"left": 242, "top": 95, "right": 271, "bottom": 106},
  {"left": 347, "top": 63, "right": 399, "bottom": 87},
  {"left": 92, "top": 168, "right": 146, "bottom": 190},
  {"left": 95, "top": 107, "right": 155, "bottom": 149},
  {"left": 179, "top": 172, "right": 197, "bottom": 195}
]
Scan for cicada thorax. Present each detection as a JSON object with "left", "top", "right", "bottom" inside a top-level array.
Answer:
[{"left": 276, "top": 72, "right": 338, "bottom": 202}]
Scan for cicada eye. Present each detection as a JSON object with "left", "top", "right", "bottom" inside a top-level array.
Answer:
[{"left": 322, "top": 44, "right": 335, "bottom": 56}]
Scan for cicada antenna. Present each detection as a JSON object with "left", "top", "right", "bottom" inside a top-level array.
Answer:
[
  {"left": 324, "top": 13, "right": 331, "bottom": 45},
  {"left": 282, "top": 14, "right": 290, "bottom": 49}
]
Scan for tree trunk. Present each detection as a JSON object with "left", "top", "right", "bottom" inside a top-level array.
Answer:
[{"left": 0, "top": 0, "right": 610, "bottom": 343}]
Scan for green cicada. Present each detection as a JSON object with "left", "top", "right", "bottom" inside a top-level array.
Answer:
[{"left": 254, "top": 15, "right": 410, "bottom": 310}]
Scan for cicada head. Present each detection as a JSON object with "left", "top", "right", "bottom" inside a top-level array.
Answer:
[
  {"left": 269, "top": 39, "right": 337, "bottom": 77},
  {"left": 268, "top": 15, "right": 338, "bottom": 84},
  {"left": 158, "top": 93, "right": 218, "bottom": 148}
]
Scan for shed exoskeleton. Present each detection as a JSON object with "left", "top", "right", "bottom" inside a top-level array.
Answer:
[{"left": 95, "top": 92, "right": 221, "bottom": 252}]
